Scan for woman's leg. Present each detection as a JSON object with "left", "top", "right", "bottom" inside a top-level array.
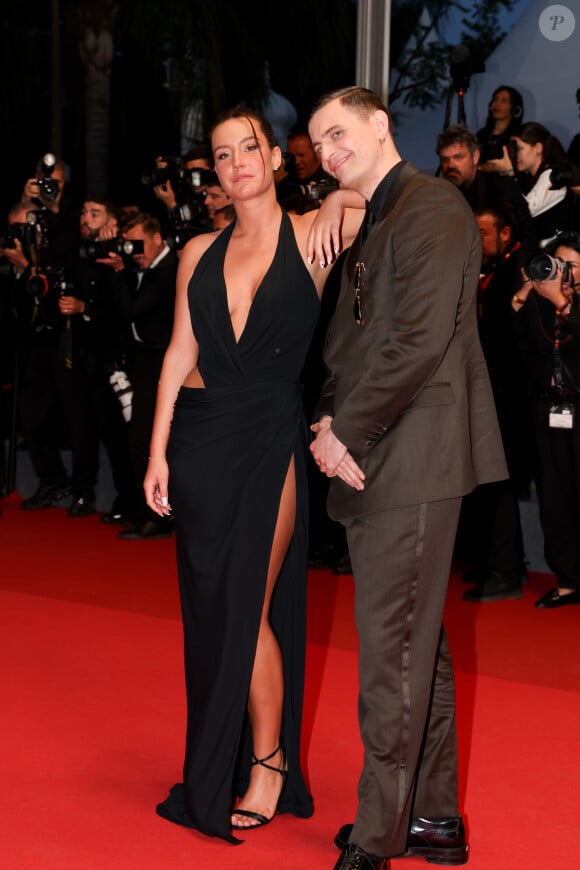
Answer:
[{"left": 231, "top": 457, "right": 296, "bottom": 827}]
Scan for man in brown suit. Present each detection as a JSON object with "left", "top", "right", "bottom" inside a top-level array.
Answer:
[{"left": 308, "top": 87, "right": 507, "bottom": 870}]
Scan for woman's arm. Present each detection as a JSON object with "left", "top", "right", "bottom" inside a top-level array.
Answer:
[
  {"left": 144, "top": 235, "right": 208, "bottom": 515},
  {"left": 304, "top": 188, "right": 365, "bottom": 267}
]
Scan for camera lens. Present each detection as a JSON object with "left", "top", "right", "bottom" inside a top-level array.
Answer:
[{"left": 527, "top": 253, "right": 560, "bottom": 282}]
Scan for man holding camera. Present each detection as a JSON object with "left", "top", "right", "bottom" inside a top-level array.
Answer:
[
  {"left": 100, "top": 212, "right": 178, "bottom": 539},
  {"left": 12, "top": 158, "right": 100, "bottom": 517},
  {"left": 76, "top": 196, "right": 142, "bottom": 526}
]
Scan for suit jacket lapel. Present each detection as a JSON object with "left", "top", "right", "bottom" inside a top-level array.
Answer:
[{"left": 346, "top": 161, "right": 419, "bottom": 277}]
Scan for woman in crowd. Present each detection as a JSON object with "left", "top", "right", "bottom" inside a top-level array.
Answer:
[
  {"left": 144, "top": 107, "right": 362, "bottom": 842},
  {"left": 477, "top": 84, "right": 524, "bottom": 169},
  {"left": 511, "top": 231, "right": 580, "bottom": 608},
  {"left": 508, "top": 122, "right": 576, "bottom": 245}
]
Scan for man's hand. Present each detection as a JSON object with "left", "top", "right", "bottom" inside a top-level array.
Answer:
[
  {"left": 59, "top": 295, "right": 85, "bottom": 316},
  {"left": 310, "top": 416, "right": 365, "bottom": 491},
  {"left": 1, "top": 238, "right": 29, "bottom": 272},
  {"left": 97, "top": 251, "right": 124, "bottom": 271}
]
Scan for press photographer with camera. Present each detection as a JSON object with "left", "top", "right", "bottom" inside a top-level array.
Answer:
[
  {"left": 510, "top": 231, "right": 580, "bottom": 608},
  {"left": 75, "top": 197, "right": 141, "bottom": 526},
  {"left": 145, "top": 145, "right": 213, "bottom": 251},
  {"left": 7, "top": 156, "right": 100, "bottom": 516},
  {"left": 498, "top": 122, "right": 577, "bottom": 246},
  {"left": 437, "top": 124, "right": 537, "bottom": 256},
  {"left": 99, "top": 211, "right": 178, "bottom": 539},
  {"left": 459, "top": 203, "right": 532, "bottom": 602}
]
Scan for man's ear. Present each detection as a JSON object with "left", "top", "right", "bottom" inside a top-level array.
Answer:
[
  {"left": 499, "top": 225, "right": 512, "bottom": 246},
  {"left": 374, "top": 110, "right": 390, "bottom": 143}
]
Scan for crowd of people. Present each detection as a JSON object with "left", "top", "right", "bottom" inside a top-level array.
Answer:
[
  {"left": 434, "top": 84, "right": 580, "bottom": 608},
  {"left": 1, "top": 79, "right": 580, "bottom": 870}
]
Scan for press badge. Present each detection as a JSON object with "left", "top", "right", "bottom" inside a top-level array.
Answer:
[{"left": 549, "top": 403, "right": 575, "bottom": 429}]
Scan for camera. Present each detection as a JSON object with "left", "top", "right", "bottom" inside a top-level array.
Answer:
[
  {"left": 0, "top": 221, "right": 36, "bottom": 252},
  {"left": 24, "top": 266, "right": 74, "bottom": 323},
  {"left": 527, "top": 253, "right": 570, "bottom": 283},
  {"left": 36, "top": 153, "right": 60, "bottom": 203},
  {"left": 479, "top": 142, "right": 504, "bottom": 163},
  {"left": 187, "top": 167, "right": 214, "bottom": 189},
  {"left": 79, "top": 237, "right": 145, "bottom": 260},
  {"left": 165, "top": 196, "right": 211, "bottom": 250},
  {"left": 141, "top": 157, "right": 215, "bottom": 193},
  {"left": 549, "top": 164, "right": 580, "bottom": 190}
]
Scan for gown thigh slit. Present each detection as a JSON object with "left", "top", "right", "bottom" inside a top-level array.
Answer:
[{"left": 156, "top": 211, "right": 317, "bottom": 842}]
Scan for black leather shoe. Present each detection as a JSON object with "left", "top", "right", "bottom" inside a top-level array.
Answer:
[
  {"left": 335, "top": 815, "right": 468, "bottom": 865},
  {"left": 333, "top": 843, "right": 387, "bottom": 870},
  {"left": 100, "top": 509, "right": 137, "bottom": 528},
  {"left": 117, "top": 519, "right": 174, "bottom": 540},
  {"left": 68, "top": 496, "right": 96, "bottom": 518},
  {"left": 21, "top": 483, "right": 70, "bottom": 511},
  {"left": 403, "top": 816, "right": 468, "bottom": 864},
  {"left": 462, "top": 571, "right": 522, "bottom": 602},
  {"left": 534, "top": 587, "right": 580, "bottom": 608}
]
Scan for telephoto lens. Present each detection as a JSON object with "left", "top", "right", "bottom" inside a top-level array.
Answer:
[{"left": 526, "top": 253, "right": 563, "bottom": 282}]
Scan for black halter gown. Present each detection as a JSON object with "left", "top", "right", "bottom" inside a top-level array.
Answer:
[{"left": 157, "top": 210, "right": 319, "bottom": 842}]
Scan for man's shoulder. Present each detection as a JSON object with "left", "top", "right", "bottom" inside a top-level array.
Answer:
[{"left": 400, "top": 164, "right": 473, "bottom": 213}]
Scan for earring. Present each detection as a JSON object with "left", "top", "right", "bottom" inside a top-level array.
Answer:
[{"left": 379, "top": 137, "right": 386, "bottom": 144}]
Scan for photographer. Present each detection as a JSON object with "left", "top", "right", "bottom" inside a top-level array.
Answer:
[
  {"left": 5, "top": 157, "right": 100, "bottom": 516},
  {"left": 511, "top": 231, "right": 580, "bottom": 608},
  {"left": 0, "top": 200, "right": 39, "bottom": 496},
  {"left": 100, "top": 212, "right": 178, "bottom": 539},
  {"left": 146, "top": 145, "right": 213, "bottom": 251},
  {"left": 77, "top": 197, "right": 141, "bottom": 525},
  {"left": 437, "top": 124, "right": 537, "bottom": 255},
  {"left": 460, "top": 204, "right": 531, "bottom": 602},
  {"left": 501, "top": 122, "right": 576, "bottom": 246}
]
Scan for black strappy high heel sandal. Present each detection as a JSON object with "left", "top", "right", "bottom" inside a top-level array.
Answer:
[{"left": 231, "top": 745, "right": 288, "bottom": 829}]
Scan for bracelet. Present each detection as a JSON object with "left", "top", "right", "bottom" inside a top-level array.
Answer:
[{"left": 512, "top": 294, "right": 526, "bottom": 306}]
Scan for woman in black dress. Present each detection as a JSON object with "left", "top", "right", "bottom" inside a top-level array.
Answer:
[{"left": 144, "top": 108, "right": 362, "bottom": 842}]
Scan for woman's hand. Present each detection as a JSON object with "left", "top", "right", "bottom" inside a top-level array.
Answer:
[
  {"left": 306, "top": 191, "right": 347, "bottom": 267},
  {"left": 479, "top": 145, "right": 514, "bottom": 175},
  {"left": 144, "top": 455, "right": 172, "bottom": 516}
]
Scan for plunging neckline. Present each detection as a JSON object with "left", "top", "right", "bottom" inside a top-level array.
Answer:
[{"left": 223, "top": 211, "right": 284, "bottom": 347}]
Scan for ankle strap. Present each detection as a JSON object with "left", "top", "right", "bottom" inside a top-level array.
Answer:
[{"left": 251, "top": 745, "right": 287, "bottom": 775}]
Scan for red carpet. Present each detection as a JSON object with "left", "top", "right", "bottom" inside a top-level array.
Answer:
[{"left": 2, "top": 492, "right": 579, "bottom": 869}]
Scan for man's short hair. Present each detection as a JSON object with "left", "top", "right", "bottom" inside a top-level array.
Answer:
[
  {"left": 309, "top": 86, "right": 392, "bottom": 130},
  {"left": 473, "top": 202, "right": 518, "bottom": 239},
  {"left": 436, "top": 125, "right": 480, "bottom": 156},
  {"left": 122, "top": 212, "right": 161, "bottom": 236}
]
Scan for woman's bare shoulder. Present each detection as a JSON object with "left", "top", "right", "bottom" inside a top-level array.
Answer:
[{"left": 178, "top": 228, "right": 225, "bottom": 272}]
